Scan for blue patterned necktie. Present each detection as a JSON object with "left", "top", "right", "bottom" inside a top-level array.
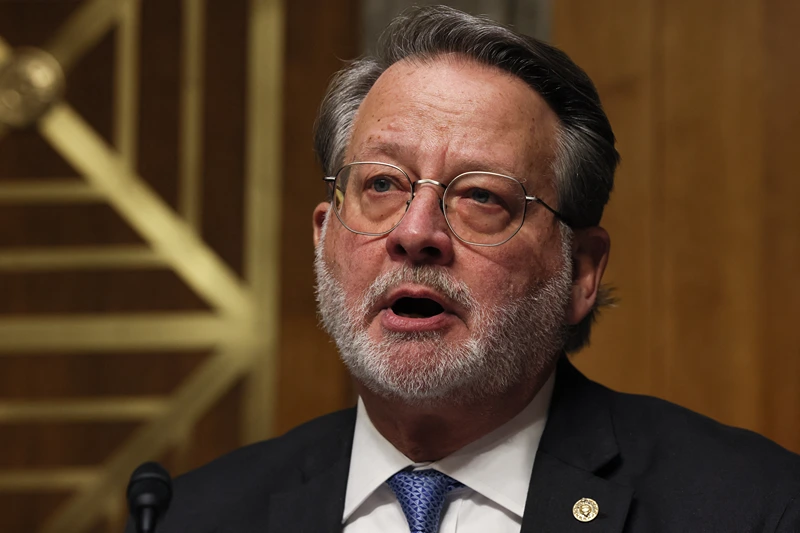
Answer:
[{"left": 386, "top": 468, "right": 464, "bottom": 533}]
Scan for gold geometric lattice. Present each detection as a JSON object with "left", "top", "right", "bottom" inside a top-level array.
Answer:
[{"left": 0, "top": 0, "right": 284, "bottom": 531}]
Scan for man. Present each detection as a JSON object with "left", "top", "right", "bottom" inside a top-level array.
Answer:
[{"left": 145, "top": 6, "right": 800, "bottom": 532}]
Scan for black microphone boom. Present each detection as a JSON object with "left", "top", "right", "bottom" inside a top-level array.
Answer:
[{"left": 127, "top": 462, "right": 173, "bottom": 533}]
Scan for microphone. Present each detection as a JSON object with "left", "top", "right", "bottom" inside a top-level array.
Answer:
[{"left": 127, "top": 462, "right": 173, "bottom": 533}]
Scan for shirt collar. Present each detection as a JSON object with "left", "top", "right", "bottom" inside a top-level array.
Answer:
[
  {"left": 343, "top": 371, "right": 555, "bottom": 521},
  {"left": 343, "top": 397, "right": 413, "bottom": 522}
]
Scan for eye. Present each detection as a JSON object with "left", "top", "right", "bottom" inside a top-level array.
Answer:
[
  {"left": 372, "top": 177, "right": 392, "bottom": 193},
  {"left": 468, "top": 188, "right": 495, "bottom": 204}
]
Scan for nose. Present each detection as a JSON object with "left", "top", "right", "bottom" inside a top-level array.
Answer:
[{"left": 385, "top": 183, "right": 455, "bottom": 265}]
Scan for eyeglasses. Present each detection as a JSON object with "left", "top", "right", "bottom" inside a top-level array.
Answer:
[{"left": 323, "top": 162, "right": 569, "bottom": 246}]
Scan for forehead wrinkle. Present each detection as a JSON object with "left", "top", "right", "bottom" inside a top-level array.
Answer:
[
  {"left": 352, "top": 134, "right": 516, "bottom": 181},
  {"left": 348, "top": 57, "right": 559, "bottom": 192},
  {"left": 350, "top": 137, "right": 417, "bottom": 163},
  {"left": 351, "top": 127, "right": 550, "bottom": 192}
]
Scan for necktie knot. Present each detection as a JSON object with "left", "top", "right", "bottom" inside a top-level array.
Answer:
[{"left": 386, "top": 469, "right": 463, "bottom": 533}]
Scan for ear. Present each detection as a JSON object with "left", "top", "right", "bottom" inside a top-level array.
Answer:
[
  {"left": 313, "top": 202, "right": 330, "bottom": 247},
  {"left": 565, "top": 226, "right": 610, "bottom": 325}
]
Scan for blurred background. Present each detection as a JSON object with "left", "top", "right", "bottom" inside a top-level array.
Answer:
[{"left": 0, "top": 0, "right": 797, "bottom": 531}]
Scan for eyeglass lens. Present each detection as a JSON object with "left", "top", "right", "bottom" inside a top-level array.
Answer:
[{"left": 334, "top": 163, "right": 528, "bottom": 245}]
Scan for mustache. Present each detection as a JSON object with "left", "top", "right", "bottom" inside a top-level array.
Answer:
[{"left": 359, "top": 264, "right": 476, "bottom": 315}]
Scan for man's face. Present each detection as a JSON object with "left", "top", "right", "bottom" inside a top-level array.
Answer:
[{"left": 314, "top": 56, "right": 572, "bottom": 404}]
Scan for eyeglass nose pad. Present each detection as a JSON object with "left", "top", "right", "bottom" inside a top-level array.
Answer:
[{"left": 404, "top": 193, "right": 445, "bottom": 213}]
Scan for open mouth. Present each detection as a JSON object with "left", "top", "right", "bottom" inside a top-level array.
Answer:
[{"left": 390, "top": 297, "right": 445, "bottom": 319}]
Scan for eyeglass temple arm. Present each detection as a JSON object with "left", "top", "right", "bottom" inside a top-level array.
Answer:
[
  {"left": 323, "top": 176, "right": 336, "bottom": 198},
  {"left": 526, "top": 196, "right": 571, "bottom": 227}
]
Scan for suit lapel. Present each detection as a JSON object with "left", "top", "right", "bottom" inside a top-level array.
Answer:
[
  {"left": 266, "top": 456, "right": 351, "bottom": 533},
  {"left": 521, "top": 357, "right": 633, "bottom": 532},
  {"left": 264, "top": 410, "right": 356, "bottom": 533},
  {"left": 521, "top": 452, "right": 632, "bottom": 532}
]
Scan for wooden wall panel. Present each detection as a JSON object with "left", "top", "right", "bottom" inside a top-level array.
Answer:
[
  {"left": 201, "top": 0, "right": 248, "bottom": 277},
  {"left": 762, "top": 0, "right": 800, "bottom": 449},
  {"left": 3, "top": 494, "right": 71, "bottom": 533},
  {"left": 660, "top": 0, "right": 765, "bottom": 429},
  {"left": 138, "top": 0, "right": 182, "bottom": 209},
  {"left": 67, "top": 30, "right": 115, "bottom": 147},
  {"left": 0, "top": 352, "right": 207, "bottom": 398},
  {"left": 0, "top": 205, "right": 142, "bottom": 246},
  {"left": 0, "top": 0, "right": 293, "bottom": 530},
  {"left": 555, "top": 0, "right": 800, "bottom": 452},
  {"left": 552, "top": 0, "right": 659, "bottom": 396},
  {"left": 0, "top": 0, "right": 360, "bottom": 529},
  {"left": 0, "top": 423, "right": 138, "bottom": 467},
  {"left": 277, "top": 0, "right": 361, "bottom": 435}
]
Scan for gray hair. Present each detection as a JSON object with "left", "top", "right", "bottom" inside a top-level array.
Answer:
[{"left": 314, "top": 5, "right": 619, "bottom": 353}]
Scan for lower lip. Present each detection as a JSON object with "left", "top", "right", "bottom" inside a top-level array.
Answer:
[{"left": 380, "top": 308, "right": 456, "bottom": 332}]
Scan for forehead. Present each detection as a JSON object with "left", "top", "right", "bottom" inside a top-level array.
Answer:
[{"left": 348, "top": 56, "right": 559, "bottom": 183}]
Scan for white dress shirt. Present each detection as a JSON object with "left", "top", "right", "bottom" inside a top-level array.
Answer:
[{"left": 342, "top": 372, "right": 555, "bottom": 532}]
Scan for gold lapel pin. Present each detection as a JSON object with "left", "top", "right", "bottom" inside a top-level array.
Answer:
[{"left": 572, "top": 498, "right": 599, "bottom": 522}]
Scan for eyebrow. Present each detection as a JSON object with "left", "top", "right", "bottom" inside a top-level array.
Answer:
[
  {"left": 352, "top": 141, "right": 530, "bottom": 184},
  {"left": 351, "top": 140, "right": 414, "bottom": 163}
]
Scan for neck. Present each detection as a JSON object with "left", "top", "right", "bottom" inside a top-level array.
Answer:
[{"left": 357, "top": 369, "right": 553, "bottom": 462}]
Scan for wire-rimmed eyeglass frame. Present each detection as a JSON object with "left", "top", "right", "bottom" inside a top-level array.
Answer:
[{"left": 322, "top": 161, "right": 570, "bottom": 247}]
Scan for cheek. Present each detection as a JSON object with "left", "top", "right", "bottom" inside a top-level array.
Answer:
[
  {"left": 325, "top": 227, "right": 386, "bottom": 290},
  {"left": 459, "top": 238, "right": 559, "bottom": 301},
  {"left": 457, "top": 253, "right": 526, "bottom": 303}
]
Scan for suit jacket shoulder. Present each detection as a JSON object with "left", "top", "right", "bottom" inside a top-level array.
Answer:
[
  {"left": 610, "top": 386, "right": 800, "bottom": 481},
  {"left": 610, "top": 388, "right": 800, "bottom": 530},
  {"left": 526, "top": 357, "right": 800, "bottom": 532},
  {"left": 150, "top": 408, "right": 356, "bottom": 533}
]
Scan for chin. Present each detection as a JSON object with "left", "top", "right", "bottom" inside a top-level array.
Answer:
[{"left": 343, "top": 334, "right": 523, "bottom": 407}]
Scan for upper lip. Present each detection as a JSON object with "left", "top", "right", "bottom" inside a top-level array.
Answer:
[{"left": 376, "top": 285, "right": 459, "bottom": 317}]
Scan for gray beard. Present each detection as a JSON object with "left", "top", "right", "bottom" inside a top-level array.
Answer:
[{"left": 314, "top": 218, "right": 573, "bottom": 406}]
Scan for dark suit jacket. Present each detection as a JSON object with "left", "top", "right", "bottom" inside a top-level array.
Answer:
[{"left": 135, "top": 358, "right": 800, "bottom": 532}]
